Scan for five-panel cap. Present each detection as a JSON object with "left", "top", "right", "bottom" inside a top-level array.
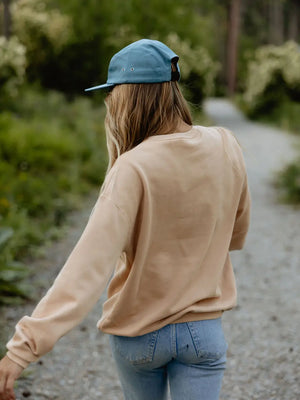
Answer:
[{"left": 85, "top": 39, "right": 180, "bottom": 92}]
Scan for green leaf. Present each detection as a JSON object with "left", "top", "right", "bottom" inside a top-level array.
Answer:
[
  {"left": 0, "top": 264, "right": 29, "bottom": 282},
  {"left": 0, "top": 227, "right": 14, "bottom": 250}
]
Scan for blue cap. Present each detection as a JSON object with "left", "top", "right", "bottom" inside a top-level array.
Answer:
[{"left": 85, "top": 39, "right": 180, "bottom": 92}]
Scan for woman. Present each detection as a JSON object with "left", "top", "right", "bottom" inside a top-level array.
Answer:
[{"left": 0, "top": 39, "right": 251, "bottom": 400}]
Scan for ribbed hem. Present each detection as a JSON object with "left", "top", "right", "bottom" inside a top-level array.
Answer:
[
  {"left": 100, "top": 310, "right": 225, "bottom": 337},
  {"left": 172, "top": 310, "right": 223, "bottom": 324},
  {"left": 6, "top": 351, "right": 31, "bottom": 369}
]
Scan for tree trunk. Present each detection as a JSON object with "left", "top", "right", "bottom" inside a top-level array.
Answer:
[
  {"left": 268, "top": 0, "right": 284, "bottom": 44},
  {"left": 288, "top": 0, "right": 299, "bottom": 41},
  {"left": 226, "top": 0, "right": 241, "bottom": 96},
  {"left": 3, "top": 0, "right": 11, "bottom": 39}
]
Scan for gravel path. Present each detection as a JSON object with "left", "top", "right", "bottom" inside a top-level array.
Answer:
[
  {"left": 204, "top": 99, "right": 300, "bottom": 400},
  {"left": 2, "top": 98, "right": 300, "bottom": 399}
]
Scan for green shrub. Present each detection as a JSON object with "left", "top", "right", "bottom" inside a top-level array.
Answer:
[
  {"left": 276, "top": 159, "right": 300, "bottom": 204},
  {"left": 243, "top": 41, "right": 300, "bottom": 118},
  {"left": 0, "top": 88, "right": 107, "bottom": 303},
  {"left": 250, "top": 99, "right": 300, "bottom": 134},
  {"left": 0, "top": 227, "right": 31, "bottom": 305}
]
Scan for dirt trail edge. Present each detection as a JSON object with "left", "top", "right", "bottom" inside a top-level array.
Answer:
[{"left": 1, "top": 98, "right": 300, "bottom": 400}]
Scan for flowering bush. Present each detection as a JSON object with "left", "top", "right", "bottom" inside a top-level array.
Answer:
[
  {"left": 243, "top": 41, "right": 300, "bottom": 116},
  {"left": 10, "top": 0, "right": 71, "bottom": 83},
  {"left": 12, "top": 0, "right": 71, "bottom": 53},
  {"left": 0, "top": 36, "right": 26, "bottom": 100}
]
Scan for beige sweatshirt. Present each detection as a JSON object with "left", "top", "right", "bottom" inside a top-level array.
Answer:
[{"left": 6, "top": 125, "right": 251, "bottom": 368}]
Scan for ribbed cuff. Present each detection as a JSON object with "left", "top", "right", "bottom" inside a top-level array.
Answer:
[{"left": 6, "top": 351, "right": 32, "bottom": 369}]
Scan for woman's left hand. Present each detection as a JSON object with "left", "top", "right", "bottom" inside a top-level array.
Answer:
[{"left": 0, "top": 356, "right": 24, "bottom": 400}]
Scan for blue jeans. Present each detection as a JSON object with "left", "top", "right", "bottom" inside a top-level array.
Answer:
[{"left": 109, "top": 318, "right": 227, "bottom": 400}]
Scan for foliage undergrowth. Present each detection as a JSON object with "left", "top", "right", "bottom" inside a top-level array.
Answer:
[
  {"left": 275, "top": 157, "right": 300, "bottom": 204},
  {"left": 258, "top": 100, "right": 300, "bottom": 135},
  {"left": 0, "top": 87, "right": 107, "bottom": 304}
]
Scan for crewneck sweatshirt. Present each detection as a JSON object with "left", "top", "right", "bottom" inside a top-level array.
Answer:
[{"left": 6, "top": 125, "right": 251, "bottom": 369}]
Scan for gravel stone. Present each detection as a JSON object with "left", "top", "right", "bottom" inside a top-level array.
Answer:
[{"left": 1, "top": 98, "right": 299, "bottom": 399}]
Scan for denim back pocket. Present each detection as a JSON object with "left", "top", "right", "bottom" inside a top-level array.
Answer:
[
  {"left": 187, "top": 319, "right": 228, "bottom": 361},
  {"left": 110, "top": 330, "right": 159, "bottom": 365}
]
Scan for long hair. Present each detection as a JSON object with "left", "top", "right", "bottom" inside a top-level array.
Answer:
[{"left": 103, "top": 72, "right": 192, "bottom": 178}]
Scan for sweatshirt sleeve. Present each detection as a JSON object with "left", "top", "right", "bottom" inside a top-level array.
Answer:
[
  {"left": 229, "top": 174, "right": 251, "bottom": 251},
  {"left": 6, "top": 193, "right": 131, "bottom": 369}
]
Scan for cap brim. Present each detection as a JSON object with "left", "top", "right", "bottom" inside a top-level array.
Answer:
[{"left": 84, "top": 83, "right": 115, "bottom": 92}]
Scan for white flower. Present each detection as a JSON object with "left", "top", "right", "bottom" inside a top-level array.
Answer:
[
  {"left": 0, "top": 36, "right": 27, "bottom": 97},
  {"left": 243, "top": 41, "right": 300, "bottom": 110}
]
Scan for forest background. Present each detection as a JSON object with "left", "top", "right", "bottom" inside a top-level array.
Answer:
[{"left": 0, "top": 0, "right": 300, "bottom": 304}]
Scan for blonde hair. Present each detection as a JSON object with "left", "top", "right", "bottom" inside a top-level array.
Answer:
[{"left": 103, "top": 78, "right": 192, "bottom": 177}]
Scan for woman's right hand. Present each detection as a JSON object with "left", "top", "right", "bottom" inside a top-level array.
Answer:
[{"left": 0, "top": 356, "right": 24, "bottom": 400}]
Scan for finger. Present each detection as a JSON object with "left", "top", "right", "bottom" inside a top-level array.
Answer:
[
  {"left": 0, "top": 374, "right": 8, "bottom": 398},
  {"left": 1, "top": 391, "right": 14, "bottom": 400},
  {"left": 0, "top": 390, "right": 12, "bottom": 400},
  {"left": 5, "top": 377, "right": 16, "bottom": 400},
  {"left": 2, "top": 390, "right": 15, "bottom": 400},
  {"left": 4, "top": 391, "right": 15, "bottom": 400}
]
